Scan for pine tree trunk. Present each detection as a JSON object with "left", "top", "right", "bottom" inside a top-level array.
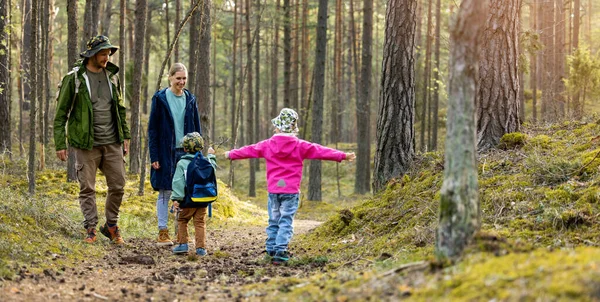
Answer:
[
  {"left": 541, "top": 0, "right": 554, "bottom": 121},
  {"left": 142, "top": 9, "right": 151, "bottom": 115},
  {"left": 229, "top": 0, "right": 239, "bottom": 187},
  {"left": 164, "top": 0, "right": 171, "bottom": 68},
  {"left": 436, "top": 0, "right": 487, "bottom": 262},
  {"left": 245, "top": 0, "right": 256, "bottom": 197},
  {"left": 420, "top": 0, "right": 432, "bottom": 152},
  {"left": 300, "top": 0, "right": 309, "bottom": 121},
  {"left": 101, "top": 0, "right": 114, "bottom": 35},
  {"left": 307, "top": 0, "right": 329, "bottom": 201},
  {"left": 354, "top": 0, "right": 372, "bottom": 194},
  {"left": 291, "top": 0, "right": 300, "bottom": 110},
  {"left": 197, "top": 0, "right": 212, "bottom": 137},
  {"left": 431, "top": 0, "right": 441, "bottom": 150},
  {"left": 174, "top": 0, "right": 180, "bottom": 62},
  {"left": 554, "top": 0, "right": 566, "bottom": 118},
  {"left": 119, "top": 0, "right": 125, "bottom": 92},
  {"left": 188, "top": 1, "right": 200, "bottom": 92},
  {"left": 372, "top": 0, "right": 417, "bottom": 193},
  {"left": 270, "top": 0, "right": 280, "bottom": 119},
  {"left": 37, "top": 0, "right": 45, "bottom": 170},
  {"left": 283, "top": 0, "right": 291, "bottom": 108},
  {"left": 531, "top": 0, "right": 537, "bottom": 123},
  {"left": 0, "top": 0, "right": 8, "bottom": 153},
  {"left": 28, "top": 0, "right": 38, "bottom": 194},
  {"left": 574, "top": 0, "right": 580, "bottom": 49},
  {"left": 476, "top": 0, "right": 521, "bottom": 151},
  {"left": 66, "top": 0, "right": 78, "bottom": 182},
  {"left": 332, "top": 0, "right": 342, "bottom": 144},
  {"left": 129, "top": 0, "right": 148, "bottom": 174}
]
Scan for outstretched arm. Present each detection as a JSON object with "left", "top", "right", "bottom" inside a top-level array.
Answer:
[{"left": 225, "top": 141, "right": 266, "bottom": 160}]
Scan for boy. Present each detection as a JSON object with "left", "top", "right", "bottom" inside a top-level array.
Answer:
[{"left": 171, "top": 132, "right": 216, "bottom": 256}]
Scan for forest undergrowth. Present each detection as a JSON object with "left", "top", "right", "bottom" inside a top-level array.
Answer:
[{"left": 1, "top": 119, "right": 600, "bottom": 300}]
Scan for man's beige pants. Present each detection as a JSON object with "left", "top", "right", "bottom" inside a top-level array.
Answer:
[{"left": 75, "top": 143, "right": 125, "bottom": 229}]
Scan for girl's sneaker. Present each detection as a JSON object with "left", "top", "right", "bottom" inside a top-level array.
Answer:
[
  {"left": 172, "top": 243, "right": 189, "bottom": 254},
  {"left": 272, "top": 251, "right": 290, "bottom": 265},
  {"left": 196, "top": 248, "right": 207, "bottom": 256}
]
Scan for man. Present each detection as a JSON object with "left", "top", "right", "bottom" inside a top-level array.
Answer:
[{"left": 54, "top": 35, "right": 130, "bottom": 245}]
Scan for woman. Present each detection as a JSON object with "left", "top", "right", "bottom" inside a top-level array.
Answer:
[{"left": 148, "top": 63, "right": 201, "bottom": 246}]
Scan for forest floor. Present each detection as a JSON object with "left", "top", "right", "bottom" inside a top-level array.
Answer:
[{"left": 0, "top": 219, "right": 325, "bottom": 301}]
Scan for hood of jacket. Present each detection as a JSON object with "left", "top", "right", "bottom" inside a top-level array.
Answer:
[{"left": 267, "top": 134, "right": 300, "bottom": 157}]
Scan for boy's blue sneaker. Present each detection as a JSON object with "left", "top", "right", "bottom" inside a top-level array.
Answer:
[
  {"left": 272, "top": 251, "right": 290, "bottom": 265},
  {"left": 172, "top": 243, "right": 189, "bottom": 254},
  {"left": 196, "top": 248, "right": 207, "bottom": 256}
]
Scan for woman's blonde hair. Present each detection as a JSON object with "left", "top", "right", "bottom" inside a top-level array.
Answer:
[{"left": 168, "top": 63, "right": 188, "bottom": 77}]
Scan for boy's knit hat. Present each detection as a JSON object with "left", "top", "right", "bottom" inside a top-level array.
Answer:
[
  {"left": 271, "top": 108, "right": 299, "bottom": 134},
  {"left": 182, "top": 132, "right": 204, "bottom": 153}
]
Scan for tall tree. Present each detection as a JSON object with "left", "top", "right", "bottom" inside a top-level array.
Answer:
[
  {"left": 28, "top": 0, "right": 38, "bottom": 194},
  {"left": 541, "top": 0, "right": 555, "bottom": 121},
  {"left": 197, "top": 0, "right": 212, "bottom": 137},
  {"left": 354, "top": 0, "right": 373, "bottom": 194},
  {"left": 270, "top": 0, "right": 280, "bottom": 119},
  {"left": 436, "top": 0, "right": 488, "bottom": 262},
  {"left": 283, "top": 0, "right": 291, "bottom": 108},
  {"left": 245, "top": 0, "right": 256, "bottom": 197},
  {"left": 164, "top": 0, "right": 171, "bottom": 68},
  {"left": 554, "top": 0, "right": 566, "bottom": 116},
  {"left": 307, "top": 0, "right": 329, "bottom": 201},
  {"left": 229, "top": 0, "right": 239, "bottom": 186},
  {"left": 332, "top": 0, "right": 342, "bottom": 144},
  {"left": 129, "top": 0, "right": 148, "bottom": 174},
  {"left": 188, "top": 0, "right": 201, "bottom": 91},
  {"left": 300, "top": 0, "right": 309, "bottom": 114},
  {"left": 101, "top": 0, "right": 114, "bottom": 35},
  {"left": 291, "top": 0, "right": 300, "bottom": 110},
  {"left": 119, "top": 0, "right": 125, "bottom": 92},
  {"left": 0, "top": 0, "right": 9, "bottom": 153},
  {"left": 66, "top": 0, "right": 78, "bottom": 182},
  {"left": 531, "top": 0, "right": 538, "bottom": 123},
  {"left": 431, "top": 0, "right": 441, "bottom": 150},
  {"left": 419, "top": 0, "right": 432, "bottom": 152},
  {"left": 573, "top": 0, "right": 580, "bottom": 50},
  {"left": 173, "top": 0, "right": 180, "bottom": 62},
  {"left": 476, "top": 0, "right": 521, "bottom": 151},
  {"left": 38, "top": 0, "right": 46, "bottom": 169},
  {"left": 372, "top": 0, "right": 417, "bottom": 193}
]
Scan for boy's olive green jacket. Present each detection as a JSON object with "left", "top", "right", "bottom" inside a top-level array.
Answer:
[{"left": 53, "top": 61, "right": 131, "bottom": 151}]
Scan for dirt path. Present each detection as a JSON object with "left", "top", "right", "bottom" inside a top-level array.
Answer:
[{"left": 1, "top": 220, "right": 323, "bottom": 301}]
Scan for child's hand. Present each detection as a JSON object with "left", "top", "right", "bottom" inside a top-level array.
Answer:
[
  {"left": 208, "top": 146, "right": 215, "bottom": 154},
  {"left": 171, "top": 201, "right": 181, "bottom": 213},
  {"left": 345, "top": 152, "right": 356, "bottom": 162}
]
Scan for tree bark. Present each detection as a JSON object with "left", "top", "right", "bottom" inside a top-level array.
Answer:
[
  {"left": 283, "top": 0, "right": 291, "bottom": 108},
  {"left": 332, "top": 0, "right": 342, "bottom": 144},
  {"left": 0, "top": 0, "right": 9, "bottom": 153},
  {"left": 129, "top": 0, "right": 148, "bottom": 174},
  {"left": 270, "top": 0, "right": 280, "bottom": 120},
  {"left": 531, "top": 0, "right": 537, "bottom": 123},
  {"left": 554, "top": 0, "right": 566, "bottom": 117},
  {"left": 197, "top": 0, "right": 212, "bottom": 137},
  {"left": 354, "top": 0, "right": 373, "bottom": 194},
  {"left": 431, "top": 0, "right": 441, "bottom": 150},
  {"left": 541, "top": 0, "right": 554, "bottom": 121},
  {"left": 66, "top": 0, "right": 78, "bottom": 182},
  {"left": 101, "top": 0, "right": 114, "bottom": 36},
  {"left": 300, "top": 0, "right": 309, "bottom": 121},
  {"left": 188, "top": 0, "right": 201, "bottom": 92},
  {"left": 419, "top": 0, "right": 432, "bottom": 152},
  {"left": 573, "top": 0, "right": 580, "bottom": 49},
  {"left": 245, "top": 0, "right": 256, "bottom": 197},
  {"left": 372, "top": 0, "right": 417, "bottom": 193},
  {"left": 476, "top": 0, "right": 521, "bottom": 151},
  {"left": 119, "top": 0, "right": 125, "bottom": 92},
  {"left": 436, "top": 0, "right": 487, "bottom": 262},
  {"left": 28, "top": 0, "right": 38, "bottom": 194},
  {"left": 174, "top": 0, "right": 181, "bottom": 62},
  {"left": 307, "top": 0, "right": 329, "bottom": 201}
]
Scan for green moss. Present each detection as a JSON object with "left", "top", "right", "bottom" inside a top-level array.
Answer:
[{"left": 498, "top": 132, "right": 527, "bottom": 150}]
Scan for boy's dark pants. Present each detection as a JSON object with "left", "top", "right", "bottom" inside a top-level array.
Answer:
[{"left": 177, "top": 207, "right": 207, "bottom": 248}]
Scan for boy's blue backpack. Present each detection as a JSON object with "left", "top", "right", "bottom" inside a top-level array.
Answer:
[{"left": 184, "top": 152, "right": 218, "bottom": 208}]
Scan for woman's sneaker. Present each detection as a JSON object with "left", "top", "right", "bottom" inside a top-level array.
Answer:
[
  {"left": 172, "top": 243, "right": 189, "bottom": 254},
  {"left": 272, "top": 251, "right": 290, "bottom": 265},
  {"left": 196, "top": 248, "right": 207, "bottom": 256}
]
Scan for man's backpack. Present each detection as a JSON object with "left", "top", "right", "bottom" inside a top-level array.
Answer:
[{"left": 184, "top": 152, "right": 218, "bottom": 207}]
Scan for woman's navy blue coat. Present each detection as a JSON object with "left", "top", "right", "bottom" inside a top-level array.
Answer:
[{"left": 148, "top": 88, "right": 201, "bottom": 190}]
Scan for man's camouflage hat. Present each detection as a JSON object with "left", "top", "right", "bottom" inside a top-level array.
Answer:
[
  {"left": 80, "top": 35, "right": 119, "bottom": 58},
  {"left": 271, "top": 108, "right": 299, "bottom": 134},
  {"left": 182, "top": 132, "right": 204, "bottom": 153}
]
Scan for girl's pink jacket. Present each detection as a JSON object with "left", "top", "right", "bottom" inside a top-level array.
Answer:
[{"left": 227, "top": 134, "right": 347, "bottom": 194}]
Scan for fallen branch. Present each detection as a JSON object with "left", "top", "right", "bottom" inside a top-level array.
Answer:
[{"left": 378, "top": 261, "right": 429, "bottom": 278}]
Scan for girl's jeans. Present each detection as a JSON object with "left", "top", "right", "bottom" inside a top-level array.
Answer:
[{"left": 266, "top": 193, "right": 299, "bottom": 253}]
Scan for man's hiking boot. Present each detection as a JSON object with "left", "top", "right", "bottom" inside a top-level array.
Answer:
[
  {"left": 157, "top": 229, "right": 173, "bottom": 246},
  {"left": 272, "top": 251, "right": 290, "bottom": 265},
  {"left": 172, "top": 243, "right": 189, "bottom": 255},
  {"left": 100, "top": 223, "right": 125, "bottom": 245},
  {"left": 84, "top": 228, "right": 97, "bottom": 243},
  {"left": 196, "top": 248, "right": 207, "bottom": 256}
]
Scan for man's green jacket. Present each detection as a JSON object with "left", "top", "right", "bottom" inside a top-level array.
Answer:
[{"left": 53, "top": 61, "right": 131, "bottom": 151}]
